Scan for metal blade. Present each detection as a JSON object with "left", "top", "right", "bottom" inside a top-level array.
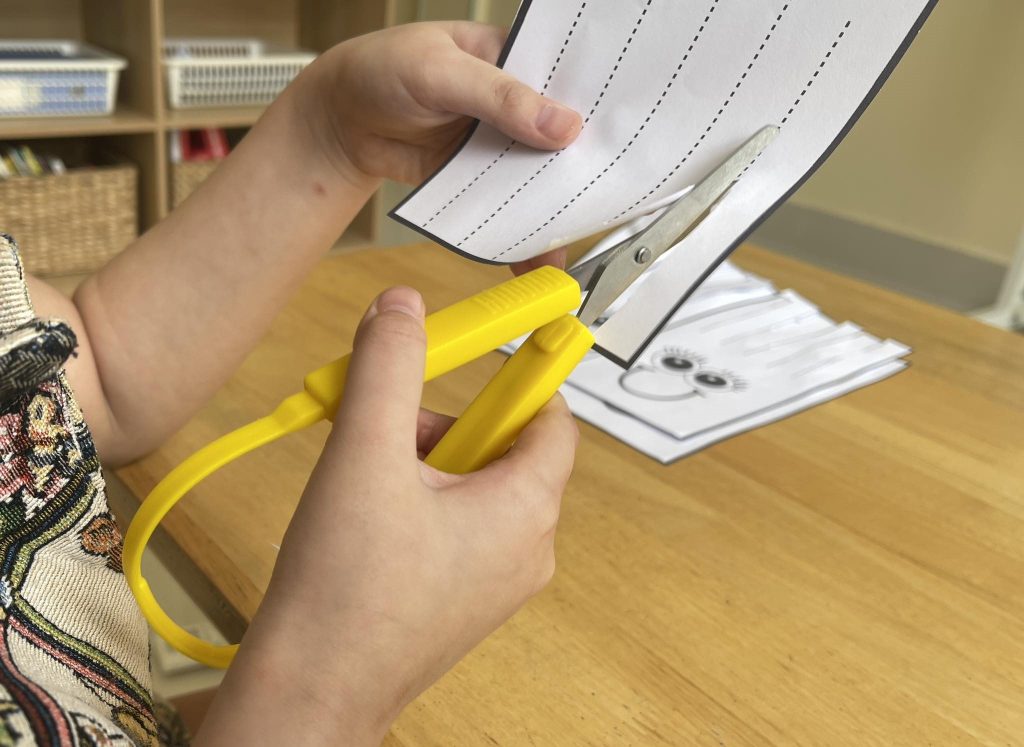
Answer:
[{"left": 576, "top": 125, "right": 779, "bottom": 327}]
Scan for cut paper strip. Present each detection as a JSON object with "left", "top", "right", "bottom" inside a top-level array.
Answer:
[
  {"left": 502, "top": 260, "right": 910, "bottom": 460},
  {"left": 570, "top": 311, "right": 908, "bottom": 441},
  {"left": 564, "top": 360, "right": 908, "bottom": 464}
]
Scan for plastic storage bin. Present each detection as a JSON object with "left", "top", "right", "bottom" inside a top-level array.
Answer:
[
  {"left": 163, "top": 38, "right": 316, "bottom": 109},
  {"left": 0, "top": 40, "right": 126, "bottom": 117}
]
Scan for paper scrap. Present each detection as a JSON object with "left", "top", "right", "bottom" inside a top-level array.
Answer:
[{"left": 503, "top": 259, "right": 910, "bottom": 463}]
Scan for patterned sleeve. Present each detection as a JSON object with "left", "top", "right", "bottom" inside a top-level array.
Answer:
[{"left": 0, "top": 234, "right": 183, "bottom": 746}]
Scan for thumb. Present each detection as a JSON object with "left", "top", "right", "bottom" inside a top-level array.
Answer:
[
  {"left": 331, "top": 286, "right": 427, "bottom": 458},
  {"left": 428, "top": 52, "right": 582, "bottom": 150}
]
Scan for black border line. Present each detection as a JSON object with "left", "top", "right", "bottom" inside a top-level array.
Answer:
[
  {"left": 389, "top": 0, "right": 941, "bottom": 358},
  {"left": 598, "top": 0, "right": 940, "bottom": 369},
  {"left": 388, "top": 0, "right": 538, "bottom": 265}
]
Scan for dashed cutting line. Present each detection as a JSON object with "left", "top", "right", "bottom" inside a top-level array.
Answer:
[
  {"left": 612, "top": 4, "right": 791, "bottom": 222},
  {"left": 493, "top": 0, "right": 722, "bottom": 260},
  {"left": 782, "top": 20, "right": 850, "bottom": 124},
  {"left": 738, "top": 19, "right": 851, "bottom": 179},
  {"left": 423, "top": 3, "right": 589, "bottom": 227},
  {"left": 459, "top": 1, "right": 654, "bottom": 245}
]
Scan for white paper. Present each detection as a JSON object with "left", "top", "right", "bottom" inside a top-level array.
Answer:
[
  {"left": 570, "top": 301, "right": 908, "bottom": 441},
  {"left": 501, "top": 261, "right": 910, "bottom": 461},
  {"left": 564, "top": 360, "right": 907, "bottom": 464},
  {"left": 393, "top": 0, "right": 935, "bottom": 363}
]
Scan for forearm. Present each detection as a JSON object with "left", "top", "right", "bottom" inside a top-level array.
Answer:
[
  {"left": 72, "top": 65, "right": 379, "bottom": 465},
  {"left": 191, "top": 608, "right": 397, "bottom": 746}
]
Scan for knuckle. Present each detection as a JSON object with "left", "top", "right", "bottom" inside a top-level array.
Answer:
[
  {"left": 540, "top": 491, "right": 563, "bottom": 531},
  {"left": 532, "top": 551, "right": 556, "bottom": 595},
  {"left": 407, "top": 49, "right": 465, "bottom": 110},
  {"left": 520, "top": 478, "right": 562, "bottom": 533},
  {"left": 415, "top": 54, "right": 454, "bottom": 107},
  {"left": 559, "top": 409, "right": 581, "bottom": 448},
  {"left": 491, "top": 75, "right": 528, "bottom": 116},
  {"left": 545, "top": 397, "right": 581, "bottom": 449},
  {"left": 563, "top": 407, "right": 582, "bottom": 444}
]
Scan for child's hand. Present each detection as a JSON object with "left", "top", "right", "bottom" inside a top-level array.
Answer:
[
  {"left": 303, "top": 22, "right": 583, "bottom": 187},
  {"left": 199, "top": 286, "right": 578, "bottom": 745}
]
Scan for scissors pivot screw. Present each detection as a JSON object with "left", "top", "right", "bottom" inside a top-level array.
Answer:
[{"left": 634, "top": 246, "right": 652, "bottom": 265}]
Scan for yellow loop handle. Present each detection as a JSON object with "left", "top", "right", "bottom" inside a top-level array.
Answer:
[
  {"left": 122, "top": 392, "right": 326, "bottom": 668},
  {"left": 123, "top": 267, "right": 583, "bottom": 669}
]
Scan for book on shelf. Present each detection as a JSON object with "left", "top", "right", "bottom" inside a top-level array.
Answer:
[
  {"left": 0, "top": 144, "right": 65, "bottom": 179},
  {"left": 169, "top": 128, "right": 230, "bottom": 163}
]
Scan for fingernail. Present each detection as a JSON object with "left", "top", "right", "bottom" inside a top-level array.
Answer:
[
  {"left": 376, "top": 286, "right": 424, "bottom": 320},
  {"left": 535, "top": 103, "right": 579, "bottom": 141}
]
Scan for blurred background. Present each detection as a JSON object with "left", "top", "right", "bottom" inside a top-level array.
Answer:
[{"left": 0, "top": 0, "right": 1020, "bottom": 720}]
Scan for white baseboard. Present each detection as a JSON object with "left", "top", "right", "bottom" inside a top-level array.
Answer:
[{"left": 750, "top": 203, "right": 1008, "bottom": 313}]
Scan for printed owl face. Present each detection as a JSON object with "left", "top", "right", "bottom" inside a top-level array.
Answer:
[{"left": 618, "top": 347, "right": 745, "bottom": 401}]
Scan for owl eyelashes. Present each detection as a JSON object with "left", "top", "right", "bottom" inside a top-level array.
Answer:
[
  {"left": 651, "top": 347, "right": 706, "bottom": 373},
  {"left": 690, "top": 368, "right": 747, "bottom": 392}
]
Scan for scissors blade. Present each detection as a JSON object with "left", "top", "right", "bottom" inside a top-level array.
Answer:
[{"left": 575, "top": 125, "right": 779, "bottom": 327}]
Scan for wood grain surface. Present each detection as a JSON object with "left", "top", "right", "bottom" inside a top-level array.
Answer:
[{"left": 112, "top": 242, "right": 1024, "bottom": 745}]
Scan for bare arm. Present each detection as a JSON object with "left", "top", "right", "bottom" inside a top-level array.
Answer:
[
  {"left": 68, "top": 81, "right": 375, "bottom": 465},
  {"left": 32, "top": 22, "right": 581, "bottom": 467}
]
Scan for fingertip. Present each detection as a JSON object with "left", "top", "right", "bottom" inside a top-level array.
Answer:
[
  {"left": 509, "top": 247, "right": 568, "bottom": 277},
  {"left": 534, "top": 102, "right": 583, "bottom": 147},
  {"left": 434, "top": 53, "right": 580, "bottom": 151},
  {"left": 494, "top": 394, "right": 578, "bottom": 498},
  {"left": 357, "top": 285, "right": 425, "bottom": 337},
  {"left": 376, "top": 286, "right": 425, "bottom": 321},
  {"left": 549, "top": 246, "right": 569, "bottom": 270}
]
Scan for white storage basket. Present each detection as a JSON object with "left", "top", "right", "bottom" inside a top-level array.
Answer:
[
  {"left": 0, "top": 40, "right": 126, "bottom": 117},
  {"left": 163, "top": 38, "right": 316, "bottom": 109}
]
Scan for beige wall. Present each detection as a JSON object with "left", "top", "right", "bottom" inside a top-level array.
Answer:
[{"left": 791, "top": 1, "right": 1023, "bottom": 265}]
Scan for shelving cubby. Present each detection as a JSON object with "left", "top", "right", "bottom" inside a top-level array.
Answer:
[{"left": 0, "top": 0, "right": 417, "bottom": 271}]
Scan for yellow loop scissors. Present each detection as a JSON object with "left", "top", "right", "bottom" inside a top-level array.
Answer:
[{"left": 124, "top": 126, "right": 779, "bottom": 668}]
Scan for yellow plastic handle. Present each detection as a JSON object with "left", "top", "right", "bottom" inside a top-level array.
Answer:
[
  {"left": 124, "top": 266, "right": 582, "bottom": 668},
  {"left": 425, "top": 315, "right": 594, "bottom": 474},
  {"left": 304, "top": 266, "right": 582, "bottom": 419},
  {"left": 122, "top": 392, "right": 326, "bottom": 668}
]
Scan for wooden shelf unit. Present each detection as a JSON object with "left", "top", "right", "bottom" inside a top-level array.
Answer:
[
  {"left": 0, "top": 0, "right": 409, "bottom": 257},
  {"left": 164, "top": 106, "right": 265, "bottom": 130}
]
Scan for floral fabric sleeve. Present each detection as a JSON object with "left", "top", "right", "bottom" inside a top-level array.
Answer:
[{"left": 0, "top": 234, "right": 184, "bottom": 746}]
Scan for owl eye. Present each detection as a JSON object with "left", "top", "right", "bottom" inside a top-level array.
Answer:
[
  {"left": 652, "top": 348, "right": 703, "bottom": 373},
  {"left": 694, "top": 371, "right": 729, "bottom": 387},
  {"left": 690, "top": 369, "right": 745, "bottom": 392},
  {"left": 661, "top": 355, "right": 695, "bottom": 371}
]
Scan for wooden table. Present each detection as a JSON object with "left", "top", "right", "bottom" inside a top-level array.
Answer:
[{"left": 112, "top": 242, "right": 1024, "bottom": 745}]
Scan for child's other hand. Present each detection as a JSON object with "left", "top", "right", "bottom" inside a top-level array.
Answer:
[
  {"left": 304, "top": 22, "right": 582, "bottom": 188},
  {"left": 297, "top": 22, "right": 580, "bottom": 275},
  {"left": 205, "top": 286, "right": 578, "bottom": 744}
]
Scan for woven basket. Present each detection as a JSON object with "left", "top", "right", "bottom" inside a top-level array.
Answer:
[
  {"left": 171, "top": 160, "right": 221, "bottom": 208},
  {"left": 0, "top": 163, "right": 137, "bottom": 275}
]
